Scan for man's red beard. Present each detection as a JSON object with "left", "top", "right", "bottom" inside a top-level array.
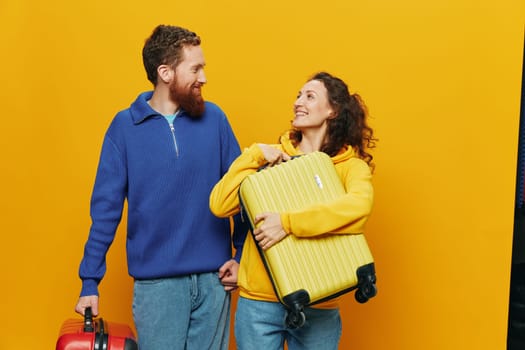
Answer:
[{"left": 169, "top": 80, "right": 205, "bottom": 117}]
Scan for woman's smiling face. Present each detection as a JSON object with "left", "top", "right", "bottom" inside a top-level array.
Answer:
[{"left": 292, "top": 79, "right": 334, "bottom": 131}]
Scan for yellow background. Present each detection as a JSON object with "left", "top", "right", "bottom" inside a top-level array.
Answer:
[{"left": 1, "top": 0, "right": 524, "bottom": 349}]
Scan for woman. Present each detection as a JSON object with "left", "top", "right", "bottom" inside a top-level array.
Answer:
[{"left": 210, "top": 72, "right": 377, "bottom": 350}]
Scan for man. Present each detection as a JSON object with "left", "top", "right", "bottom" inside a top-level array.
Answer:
[{"left": 75, "top": 24, "right": 246, "bottom": 349}]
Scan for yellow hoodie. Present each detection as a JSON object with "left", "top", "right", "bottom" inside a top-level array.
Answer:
[{"left": 209, "top": 131, "right": 374, "bottom": 308}]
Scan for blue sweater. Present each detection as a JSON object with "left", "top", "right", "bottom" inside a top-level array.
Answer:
[{"left": 79, "top": 91, "right": 245, "bottom": 296}]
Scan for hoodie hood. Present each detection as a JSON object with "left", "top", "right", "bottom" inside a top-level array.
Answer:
[{"left": 279, "top": 130, "right": 358, "bottom": 165}]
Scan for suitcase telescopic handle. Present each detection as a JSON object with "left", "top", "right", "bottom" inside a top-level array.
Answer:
[{"left": 84, "top": 307, "right": 94, "bottom": 332}]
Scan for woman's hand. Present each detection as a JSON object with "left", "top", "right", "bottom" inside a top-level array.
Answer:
[
  {"left": 253, "top": 212, "right": 288, "bottom": 250},
  {"left": 257, "top": 144, "right": 291, "bottom": 166}
]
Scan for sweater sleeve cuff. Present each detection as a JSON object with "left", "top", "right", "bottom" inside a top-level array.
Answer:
[
  {"left": 233, "top": 249, "right": 243, "bottom": 263},
  {"left": 80, "top": 279, "right": 100, "bottom": 297}
]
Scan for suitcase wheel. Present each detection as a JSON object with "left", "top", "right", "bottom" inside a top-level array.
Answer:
[
  {"left": 285, "top": 310, "right": 306, "bottom": 329},
  {"left": 282, "top": 290, "right": 310, "bottom": 329},
  {"left": 355, "top": 283, "right": 377, "bottom": 303},
  {"left": 355, "top": 263, "right": 377, "bottom": 303}
]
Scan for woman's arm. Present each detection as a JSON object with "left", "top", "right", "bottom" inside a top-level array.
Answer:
[
  {"left": 209, "top": 143, "right": 267, "bottom": 217},
  {"left": 280, "top": 157, "right": 374, "bottom": 237}
]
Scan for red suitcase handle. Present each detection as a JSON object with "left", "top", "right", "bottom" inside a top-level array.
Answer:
[
  {"left": 82, "top": 307, "right": 138, "bottom": 350},
  {"left": 84, "top": 307, "right": 108, "bottom": 349},
  {"left": 84, "top": 307, "right": 95, "bottom": 332}
]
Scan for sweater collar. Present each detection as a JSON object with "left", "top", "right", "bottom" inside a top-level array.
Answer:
[{"left": 130, "top": 91, "right": 161, "bottom": 124}]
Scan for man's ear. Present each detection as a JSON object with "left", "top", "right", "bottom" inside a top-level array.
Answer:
[{"left": 157, "top": 65, "right": 173, "bottom": 84}]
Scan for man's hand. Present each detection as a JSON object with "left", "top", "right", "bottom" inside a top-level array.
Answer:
[
  {"left": 75, "top": 295, "right": 99, "bottom": 316},
  {"left": 218, "top": 259, "right": 239, "bottom": 292}
]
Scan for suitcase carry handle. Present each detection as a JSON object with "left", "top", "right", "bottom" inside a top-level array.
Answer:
[
  {"left": 84, "top": 307, "right": 94, "bottom": 332},
  {"left": 84, "top": 307, "right": 108, "bottom": 349}
]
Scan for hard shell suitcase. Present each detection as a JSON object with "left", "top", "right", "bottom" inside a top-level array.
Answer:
[
  {"left": 56, "top": 307, "right": 138, "bottom": 350},
  {"left": 239, "top": 151, "right": 377, "bottom": 328}
]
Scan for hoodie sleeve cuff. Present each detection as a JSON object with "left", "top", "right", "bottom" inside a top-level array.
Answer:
[
  {"left": 245, "top": 143, "right": 267, "bottom": 166},
  {"left": 280, "top": 213, "right": 292, "bottom": 235}
]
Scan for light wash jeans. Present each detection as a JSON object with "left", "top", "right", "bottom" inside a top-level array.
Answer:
[
  {"left": 234, "top": 297, "right": 341, "bottom": 350},
  {"left": 133, "top": 272, "right": 230, "bottom": 350}
]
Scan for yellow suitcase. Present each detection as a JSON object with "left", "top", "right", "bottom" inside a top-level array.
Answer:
[{"left": 239, "top": 151, "right": 377, "bottom": 328}]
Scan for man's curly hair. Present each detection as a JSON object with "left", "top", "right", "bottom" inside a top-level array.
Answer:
[{"left": 142, "top": 25, "right": 201, "bottom": 85}]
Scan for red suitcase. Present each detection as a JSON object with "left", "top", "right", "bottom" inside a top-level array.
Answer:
[{"left": 56, "top": 307, "right": 138, "bottom": 350}]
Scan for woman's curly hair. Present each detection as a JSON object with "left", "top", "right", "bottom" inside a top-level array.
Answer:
[{"left": 289, "top": 72, "right": 377, "bottom": 169}]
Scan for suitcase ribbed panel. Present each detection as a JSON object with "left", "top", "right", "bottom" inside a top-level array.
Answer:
[{"left": 239, "top": 152, "right": 374, "bottom": 304}]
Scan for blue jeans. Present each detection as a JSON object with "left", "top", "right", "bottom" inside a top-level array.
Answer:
[
  {"left": 234, "top": 297, "right": 341, "bottom": 350},
  {"left": 133, "top": 273, "right": 230, "bottom": 350}
]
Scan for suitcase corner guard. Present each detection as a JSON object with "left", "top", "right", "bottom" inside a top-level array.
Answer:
[{"left": 355, "top": 263, "right": 377, "bottom": 303}]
